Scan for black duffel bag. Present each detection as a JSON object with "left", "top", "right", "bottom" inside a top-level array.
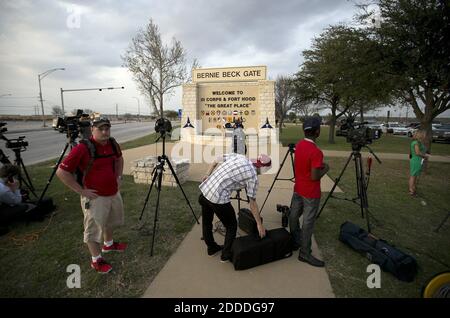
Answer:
[
  {"left": 339, "top": 221, "right": 418, "bottom": 282},
  {"left": 232, "top": 228, "right": 293, "bottom": 270}
]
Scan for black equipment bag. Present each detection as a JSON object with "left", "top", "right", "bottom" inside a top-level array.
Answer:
[
  {"left": 339, "top": 221, "right": 418, "bottom": 282},
  {"left": 238, "top": 208, "right": 262, "bottom": 235},
  {"left": 25, "top": 198, "right": 56, "bottom": 222},
  {"left": 231, "top": 228, "right": 293, "bottom": 270}
]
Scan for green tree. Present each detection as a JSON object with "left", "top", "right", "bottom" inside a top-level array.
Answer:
[
  {"left": 358, "top": 0, "right": 450, "bottom": 151},
  {"left": 295, "top": 25, "right": 394, "bottom": 143},
  {"left": 275, "top": 75, "right": 297, "bottom": 133},
  {"left": 163, "top": 110, "right": 178, "bottom": 120}
]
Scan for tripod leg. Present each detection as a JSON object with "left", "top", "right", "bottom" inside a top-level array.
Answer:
[
  {"left": 354, "top": 154, "right": 365, "bottom": 219},
  {"left": 260, "top": 148, "right": 290, "bottom": 213},
  {"left": 139, "top": 166, "right": 158, "bottom": 221},
  {"left": 16, "top": 161, "right": 38, "bottom": 198},
  {"left": 38, "top": 142, "right": 70, "bottom": 204},
  {"left": 290, "top": 150, "right": 296, "bottom": 179},
  {"left": 165, "top": 157, "right": 199, "bottom": 224},
  {"left": 317, "top": 152, "right": 354, "bottom": 219},
  {"left": 150, "top": 168, "right": 163, "bottom": 256},
  {"left": 18, "top": 158, "right": 36, "bottom": 193},
  {"left": 355, "top": 154, "right": 372, "bottom": 233}
]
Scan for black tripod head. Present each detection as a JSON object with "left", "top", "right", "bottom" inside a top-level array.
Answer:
[
  {"left": 288, "top": 143, "right": 296, "bottom": 153},
  {"left": 155, "top": 118, "right": 172, "bottom": 137}
]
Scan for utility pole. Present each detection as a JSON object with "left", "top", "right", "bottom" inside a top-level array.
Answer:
[
  {"left": 38, "top": 68, "right": 65, "bottom": 126},
  {"left": 116, "top": 103, "right": 119, "bottom": 120}
]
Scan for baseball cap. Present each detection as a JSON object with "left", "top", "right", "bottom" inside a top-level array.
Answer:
[
  {"left": 251, "top": 154, "right": 272, "bottom": 168},
  {"left": 303, "top": 116, "right": 322, "bottom": 131},
  {"left": 92, "top": 117, "right": 111, "bottom": 128}
]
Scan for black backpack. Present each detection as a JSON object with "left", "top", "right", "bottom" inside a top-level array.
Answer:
[
  {"left": 339, "top": 221, "right": 418, "bottom": 282},
  {"left": 75, "top": 137, "right": 120, "bottom": 186}
]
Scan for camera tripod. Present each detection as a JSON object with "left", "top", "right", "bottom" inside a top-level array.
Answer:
[
  {"left": 0, "top": 138, "right": 37, "bottom": 198},
  {"left": 316, "top": 144, "right": 381, "bottom": 233},
  {"left": 38, "top": 129, "right": 79, "bottom": 204},
  {"left": 139, "top": 130, "right": 199, "bottom": 256},
  {"left": 259, "top": 143, "right": 296, "bottom": 213}
]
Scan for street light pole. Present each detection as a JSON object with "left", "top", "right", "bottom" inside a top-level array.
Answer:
[
  {"left": 60, "top": 86, "right": 125, "bottom": 116},
  {"left": 132, "top": 97, "right": 140, "bottom": 121},
  {"left": 38, "top": 68, "right": 65, "bottom": 127}
]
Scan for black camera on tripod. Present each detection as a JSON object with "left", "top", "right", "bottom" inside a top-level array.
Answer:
[
  {"left": 154, "top": 118, "right": 172, "bottom": 135},
  {"left": 55, "top": 109, "right": 92, "bottom": 140},
  {"left": 338, "top": 116, "right": 380, "bottom": 147},
  {"left": 6, "top": 136, "right": 29, "bottom": 150},
  {"left": 276, "top": 204, "right": 290, "bottom": 228}
]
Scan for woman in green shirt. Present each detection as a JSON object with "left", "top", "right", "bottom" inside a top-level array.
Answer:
[{"left": 409, "top": 130, "right": 429, "bottom": 196}]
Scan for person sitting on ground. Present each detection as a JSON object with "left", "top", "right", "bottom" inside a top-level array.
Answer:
[
  {"left": 0, "top": 164, "right": 38, "bottom": 235},
  {"left": 409, "top": 130, "right": 429, "bottom": 197}
]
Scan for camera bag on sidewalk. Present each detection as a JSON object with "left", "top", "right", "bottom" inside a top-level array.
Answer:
[{"left": 231, "top": 228, "right": 293, "bottom": 270}]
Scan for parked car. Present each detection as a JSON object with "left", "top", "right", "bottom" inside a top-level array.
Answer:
[
  {"left": 380, "top": 123, "right": 396, "bottom": 133},
  {"left": 390, "top": 123, "right": 408, "bottom": 135},
  {"left": 432, "top": 124, "right": 450, "bottom": 143}
]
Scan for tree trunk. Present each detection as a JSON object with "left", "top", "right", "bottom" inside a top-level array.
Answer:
[
  {"left": 420, "top": 120, "right": 433, "bottom": 153},
  {"left": 159, "top": 93, "right": 164, "bottom": 118},
  {"left": 328, "top": 107, "right": 336, "bottom": 144},
  {"left": 360, "top": 105, "right": 364, "bottom": 123},
  {"left": 279, "top": 119, "right": 284, "bottom": 133}
]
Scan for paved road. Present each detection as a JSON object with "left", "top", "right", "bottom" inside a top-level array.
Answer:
[{"left": 0, "top": 121, "right": 156, "bottom": 165}]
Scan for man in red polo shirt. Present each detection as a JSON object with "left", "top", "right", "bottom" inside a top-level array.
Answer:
[
  {"left": 289, "top": 116, "right": 329, "bottom": 267},
  {"left": 56, "top": 117, "right": 127, "bottom": 274}
]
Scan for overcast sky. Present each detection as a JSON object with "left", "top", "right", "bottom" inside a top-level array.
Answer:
[{"left": 1, "top": 0, "right": 438, "bottom": 119}]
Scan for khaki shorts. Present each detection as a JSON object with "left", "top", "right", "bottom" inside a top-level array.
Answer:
[{"left": 80, "top": 192, "right": 124, "bottom": 243}]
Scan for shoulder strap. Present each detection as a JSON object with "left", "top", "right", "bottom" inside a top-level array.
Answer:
[
  {"left": 78, "top": 139, "right": 97, "bottom": 186},
  {"left": 109, "top": 137, "right": 121, "bottom": 157}
]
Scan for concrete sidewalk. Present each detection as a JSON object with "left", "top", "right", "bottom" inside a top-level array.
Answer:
[
  {"left": 121, "top": 142, "right": 338, "bottom": 298},
  {"left": 141, "top": 184, "right": 335, "bottom": 298}
]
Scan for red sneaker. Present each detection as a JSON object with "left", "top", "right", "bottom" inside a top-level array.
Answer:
[
  {"left": 90, "top": 258, "right": 112, "bottom": 274},
  {"left": 102, "top": 242, "right": 128, "bottom": 253}
]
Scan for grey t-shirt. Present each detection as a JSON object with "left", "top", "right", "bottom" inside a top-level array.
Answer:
[{"left": 0, "top": 178, "right": 22, "bottom": 206}]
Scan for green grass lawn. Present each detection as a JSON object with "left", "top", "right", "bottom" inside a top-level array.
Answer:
[
  {"left": 316, "top": 158, "right": 450, "bottom": 297},
  {"left": 280, "top": 124, "right": 450, "bottom": 156},
  {"left": 1, "top": 130, "right": 448, "bottom": 298},
  {"left": 0, "top": 161, "right": 200, "bottom": 297}
]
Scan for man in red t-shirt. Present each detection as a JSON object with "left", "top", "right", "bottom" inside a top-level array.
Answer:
[
  {"left": 289, "top": 116, "right": 329, "bottom": 267},
  {"left": 56, "top": 117, "right": 127, "bottom": 274}
]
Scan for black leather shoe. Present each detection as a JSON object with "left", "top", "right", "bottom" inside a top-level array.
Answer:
[
  {"left": 207, "top": 244, "right": 223, "bottom": 256},
  {"left": 298, "top": 253, "right": 325, "bottom": 267}
]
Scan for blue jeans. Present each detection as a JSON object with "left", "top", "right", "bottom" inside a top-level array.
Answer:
[{"left": 288, "top": 192, "right": 320, "bottom": 256}]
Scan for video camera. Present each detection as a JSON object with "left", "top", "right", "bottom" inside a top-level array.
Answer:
[
  {"left": 154, "top": 117, "right": 172, "bottom": 135},
  {"left": 276, "top": 204, "right": 290, "bottom": 228},
  {"left": 6, "top": 136, "right": 28, "bottom": 150},
  {"left": 0, "top": 122, "right": 29, "bottom": 151},
  {"left": 55, "top": 109, "right": 92, "bottom": 140},
  {"left": 338, "top": 116, "right": 380, "bottom": 148}
]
